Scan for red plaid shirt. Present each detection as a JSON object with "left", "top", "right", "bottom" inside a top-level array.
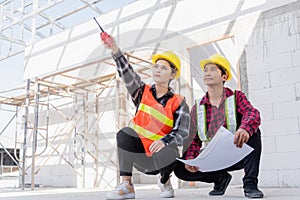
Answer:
[{"left": 184, "top": 87, "right": 261, "bottom": 160}]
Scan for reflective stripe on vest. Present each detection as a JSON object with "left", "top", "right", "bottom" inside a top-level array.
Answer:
[
  {"left": 130, "top": 85, "right": 183, "bottom": 156},
  {"left": 225, "top": 95, "right": 237, "bottom": 134},
  {"left": 195, "top": 99, "right": 207, "bottom": 141},
  {"left": 130, "top": 123, "right": 164, "bottom": 141},
  {"left": 138, "top": 103, "right": 173, "bottom": 127},
  {"left": 196, "top": 94, "right": 237, "bottom": 142}
]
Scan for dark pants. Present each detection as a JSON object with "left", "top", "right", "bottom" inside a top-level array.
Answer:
[
  {"left": 117, "top": 127, "right": 179, "bottom": 182},
  {"left": 174, "top": 129, "right": 262, "bottom": 189}
]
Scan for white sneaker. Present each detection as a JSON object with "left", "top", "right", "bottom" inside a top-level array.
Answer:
[
  {"left": 105, "top": 181, "right": 135, "bottom": 200},
  {"left": 158, "top": 178, "right": 174, "bottom": 198}
]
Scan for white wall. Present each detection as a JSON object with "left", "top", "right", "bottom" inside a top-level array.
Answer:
[
  {"left": 246, "top": 1, "right": 300, "bottom": 187},
  {"left": 24, "top": 0, "right": 300, "bottom": 188}
]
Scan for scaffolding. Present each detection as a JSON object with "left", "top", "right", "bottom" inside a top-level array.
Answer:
[
  {"left": 0, "top": 51, "right": 153, "bottom": 190},
  {"left": 0, "top": 0, "right": 138, "bottom": 60}
]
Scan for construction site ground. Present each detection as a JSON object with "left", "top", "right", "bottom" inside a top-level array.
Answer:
[{"left": 0, "top": 184, "right": 299, "bottom": 200}]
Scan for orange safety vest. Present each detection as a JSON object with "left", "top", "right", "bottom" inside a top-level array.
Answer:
[{"left": 130, "top": 85, "right": 183, "bottom": 156}]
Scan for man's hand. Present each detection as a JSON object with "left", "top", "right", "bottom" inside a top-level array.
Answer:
[
  {"left": 185, "top": 164, "right": 199, "bottom": 173},
  {"left": 149, "top": 140, "right": 166, "bottom": 153},
  {"left": 234, "top": 128, "right": 250, "bottom": 148}
]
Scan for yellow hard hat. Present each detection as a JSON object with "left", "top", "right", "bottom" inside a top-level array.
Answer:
[
  {"left": 152, "top": 51, "right": 181, "bottom": 78},
  {"left": 200, "top": 53, "right": 232, "bottom": 80}
]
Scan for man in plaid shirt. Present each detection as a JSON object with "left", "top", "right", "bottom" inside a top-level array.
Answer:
[{"left": 174, "top": 53, "right": 264, "bottom": 199}]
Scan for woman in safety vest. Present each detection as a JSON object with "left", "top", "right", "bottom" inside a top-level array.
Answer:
[
  {"left": 174, "top": 53, "right": 264, "bottom": 199},
  {"left": 101, "top": 34, "right": 190, "bottom": 200}
]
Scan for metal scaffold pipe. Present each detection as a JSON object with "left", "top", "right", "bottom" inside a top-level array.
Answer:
[{"left": 21, "top": 79, "right": 30, "bottom": 190}]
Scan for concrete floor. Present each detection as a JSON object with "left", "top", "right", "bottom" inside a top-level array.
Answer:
[{"left": 0, "top": 185, "right": 299, "bottom": 200}]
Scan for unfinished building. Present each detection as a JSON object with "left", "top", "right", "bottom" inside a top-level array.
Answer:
[{"left": 1, "top": 0, "right": 300, "bottom": 190}]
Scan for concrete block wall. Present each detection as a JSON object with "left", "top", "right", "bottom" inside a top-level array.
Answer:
[{"left": 246, "top": 1, "right": 300, "bottom": 187}]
